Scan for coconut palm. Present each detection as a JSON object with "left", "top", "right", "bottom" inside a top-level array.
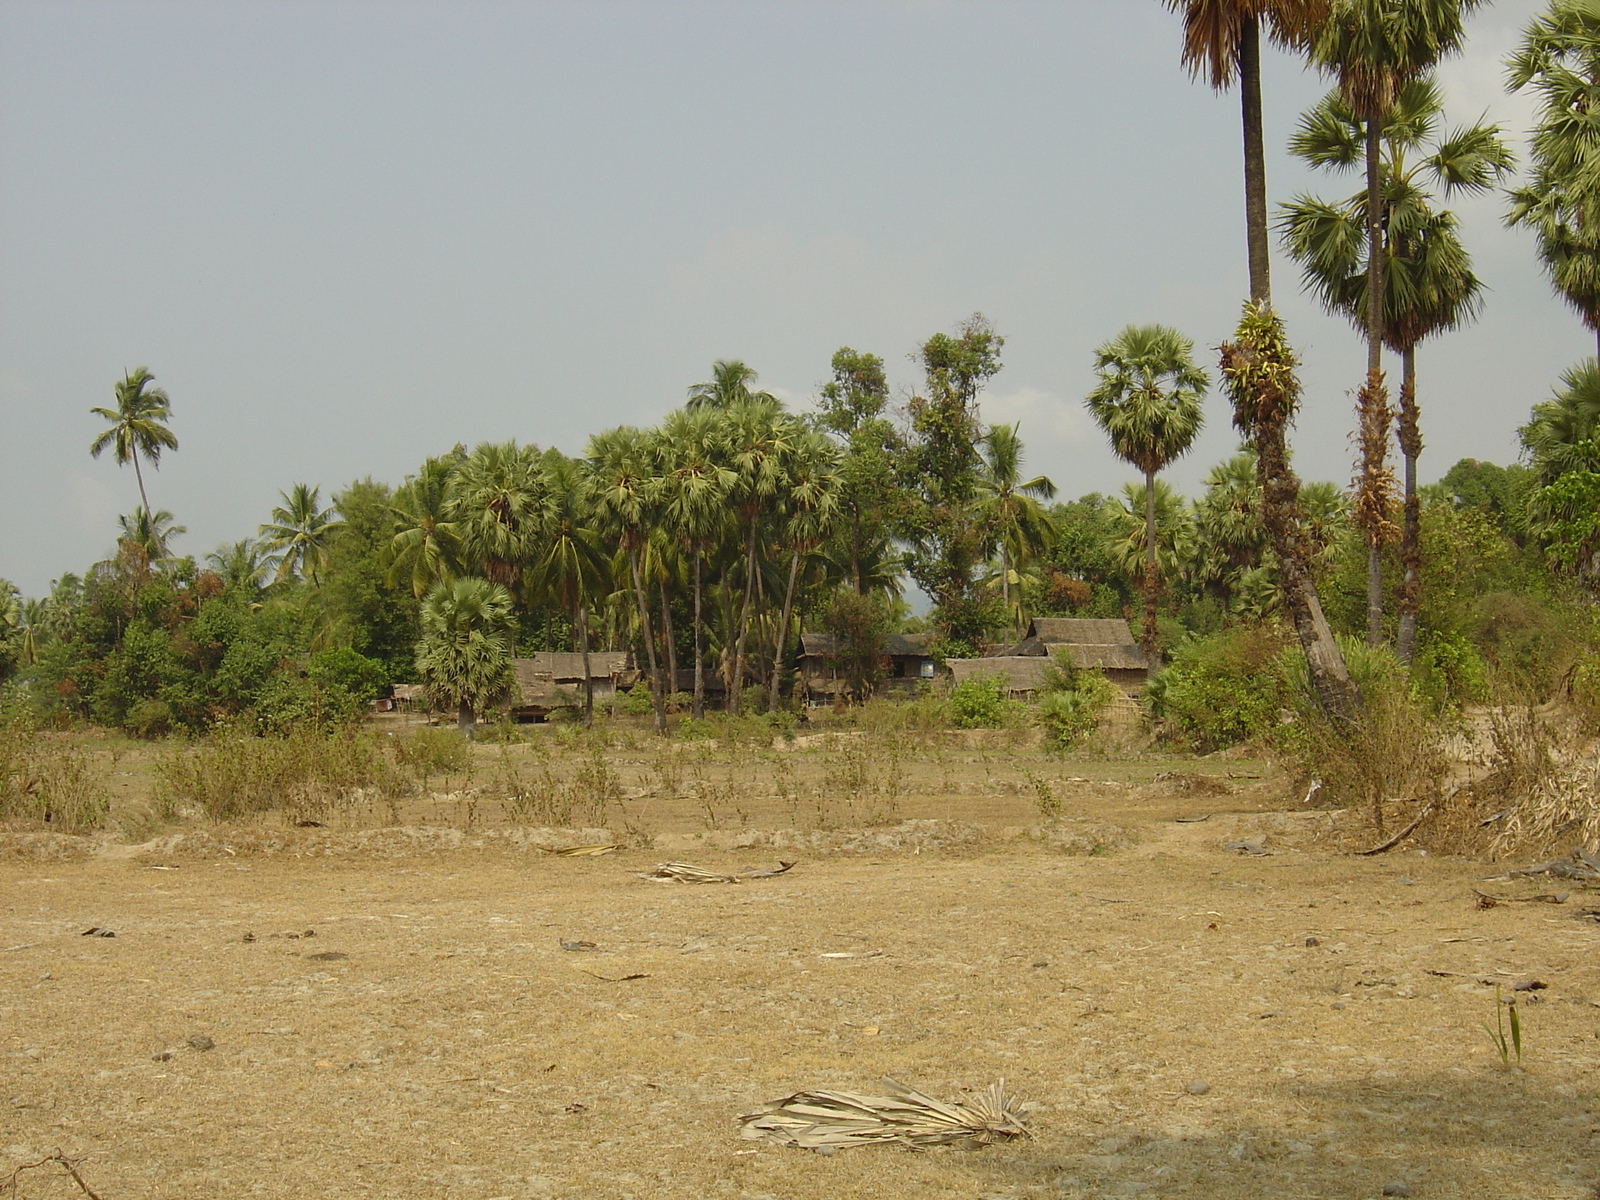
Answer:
[
  {"left": 1086, "top": 325, "right": 1209, "bottom": 663},
  {"left": 686, "top": 359, "right": 777, "bottom": 412},
  {"left": 1507, "top": 1, "right": 1600, "bottom": 361},
  {"left": 90, "top": 368, "right": 179, "bottom": 522},
  {"left": 654, "top": 408, "right": 736, "bottom": 718},
  {"left": 259, "top": 484, "right": 343, "bottom": 586},
  {"left": 1164, "top": 0, "right": 1331, "bottom": 303},
  {"left": 388, "top": 454, "right": 464, "bottom": 599},
  {"left": 531, "top": 451, "right": 611, "bottom": 728},
  {"left": 1521, "top": 358, "right": 1600, "bottom": 482},
  {"left": 117, "top": 508, "right": 186, "bottom": 569},
  {"left": 445, "top": 441, "right": 547, "bottom": 596},
  {"left": 1281, "top": 74, "right": 1511, "bottom": 654},
  {"left": 416, "top": 577, "right": 517, "bottom": 738},
  {"left": 205, "top": 540, "right": 269, "bottom": 594},
  {"left": 767, "top": 427, "right": 841, "bottom": 711},
  {"left": 589, "top": 426, "right": 669, "bottom": 731},
  {"left": 976, "top": 423, "right": 1057, "bottom": 628}
]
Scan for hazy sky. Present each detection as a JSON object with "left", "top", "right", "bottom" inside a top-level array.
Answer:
[{"left": 1, "top": 0, "right": 1586, "bottom": 597}]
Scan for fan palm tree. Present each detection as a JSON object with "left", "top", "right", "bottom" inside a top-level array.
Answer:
[
  {"left": 767, "top": 427, "right": 841, "bottom": 711},
  {"left": 1281, "top": 74, "right": 1511, "bottom": 653},
  {"left": 445, "top": 441, "right": 547, "bottom": 597},
  {"left": 531, "top": 451, "right": 611, "bottom": 728},
  {"left": 686, "top": 359, "right": 777, "bottom": 411},
  {"left": 976, "top": 423, "right": 1057, "bottom": 628},
  {"left": 90, "top": 368, "right": 179, "bottom": 522},
  {"left": 1164, "top": 0, "right": 1331, "bottom": 303},
  {"left": 388, "top": 454, "right": 464, "bottom": 599},
  {"left": 589, "top": 425, "right": 669, "bottom": 732},
  {"left": 1521, "top": 358, "right": 1600, "bottom": 482},
  {"left": 416, "top": 577, "right": 517, "bottom": 738},
  {"left": 654, "top": 408, "right": 736, "bottom": 717},
  {"left": 1086, "top": 325, "right": 1209, "bottom": 663},
  {"left": 259, "top": 484, "right": 343, "bottom": 586}
]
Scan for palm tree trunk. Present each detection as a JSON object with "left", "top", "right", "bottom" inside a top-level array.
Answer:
[
  {"left": 578, "top": 603, "right": 594, "bottom": 729},
  {"left": 1240, "top": 14, "right": 1271, "bottom": 306},
  {"left": 1362, "top": 115, "right": 1389, "bottom": 648},
  {"left": 769, "top": 549, "right": 802, "bottom": 712},
  {"left": 729, "top": 523, "right": 760, "bottom": 715},
  {"left": 1142, "top": 468, "right": 1161, "bottom": 668},
  {"left": 132, "top": 451, "right": 152, "bottom": 522},
  {"left": 629, "top": 549, "right": 666, "bottom": 734},
  {"left": 692, "top": 554, "right": 705, "bottom": 720},
  {"left": 1396, "top": 345, "right": 1422, "bottom": 665},
  {"left": 660, "top": 581, "right": 678, "bottom": 703}
]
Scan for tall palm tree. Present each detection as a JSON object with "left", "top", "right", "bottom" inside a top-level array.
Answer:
[
  {"left": 1164, "top": 0, "right": 1331, "bottom": 303},
  {"left": 90, "top": 368, "right": 179, "bottom": 522},
  {"left": 205, "top": 539, "right": 268, "bottom": 594},
  {"left": 1521, "top": 358, "right": 1600, "bottom": 482},
  {"left": 767, "top": 427, "right": 841, "bottom": 711},
  {"left": 654, "top": 409, "right": 736, "bottom": 718},
  {"left": 976, "top": 423, "right": 1057, "bottom": 628},
  {"left": 388, "top": 454, "right": 464, "bottom": 599},
  {"left": 1312, "top": 2, "right": 1483, "bottom": 646},
  {"left": 531, "top": 451, "right": 611, "bottom": 728},
  {"left": 1281, "top": 75, "right": 1511, "bottom": 653},
  {"left": 686, "top": 359, "right": 777, "bottom": 411},
  {"left": 117, "top": 508, "right": 186, "bottom": 568},
  {"left": 1086, "top": 325, "right": 1209, "bottom": 663},
  {"left": 1507, "top": 0, "right": 1600, "bottom": 363},
  {"left": 415, "top": 576, "right": 517, "bottom": 738},
  {"left": 589, "top": 425, "right": 668, "bottom": 732},
  {"left": 445, "top": 441, "right": 547, "bottom": 597},
  {"left": 259, "top": 484, "right": 343, "bottom": 586}
]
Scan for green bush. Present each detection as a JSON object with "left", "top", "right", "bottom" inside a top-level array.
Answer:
[
  {"left": 1146, "top": 625, "right": 1290, "bottom": 752},
  {"left": 949, "top": 675, "right": 1008, "bottom": 729},
  {"left": 617, "top": 682, "right": 654, "bottom": 716},
  {"left": 1036, "top": 673, "right": 1117, "bottom": 749},
  {"left": 307, "top": 647, "right": 389, "bottom": 706},
  {"left": 391, "top": 725, "right": 471, "bottom": 782}
]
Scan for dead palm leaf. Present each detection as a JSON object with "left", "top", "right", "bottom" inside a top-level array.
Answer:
[
  {"left": 737, "top": 1077, "right": 1030, "bottom": 1150},
  {"left": 635, "top": 861, "right": 795, "bottom": 883}
]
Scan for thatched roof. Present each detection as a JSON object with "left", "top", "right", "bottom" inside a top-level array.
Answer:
[
  {"left": 512, "top": 653, "right": 629, "bottom": 707},
  {"left": 998, "top": 618, "right": 1149, "bottom": 671},
  {"left": 798, "top": 632, "right": 935, "bottom": 659},
  {"left": 1025, "top": 618, "right": 1137, "bottom": 646},
  {"left": 946, "top": 657, "right": 1052, "bottom": 693}
]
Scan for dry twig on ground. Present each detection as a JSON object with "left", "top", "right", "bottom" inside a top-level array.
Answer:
[{"left": 3, "top": 1149, "right": 104, "bottom": 1199}]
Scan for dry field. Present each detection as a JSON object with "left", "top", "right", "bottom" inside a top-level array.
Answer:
[{"left": 3, "top": 728, "right": 1598, "bottom": 1199}]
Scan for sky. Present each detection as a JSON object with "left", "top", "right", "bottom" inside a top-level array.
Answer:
[{"left": 0, "top": 0, "right": 1588, "bottom": 599}]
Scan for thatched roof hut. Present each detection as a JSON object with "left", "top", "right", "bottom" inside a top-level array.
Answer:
[
  {"left": 511, "top": 652, "right": 630, "bottom": 718},
  {"left": 982, "top": 617, "right": 1149, "bottom": 693}
]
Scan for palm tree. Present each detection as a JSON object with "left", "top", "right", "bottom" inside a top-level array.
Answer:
[
  {"left": 1110, "top": 479, "right": 1196, "bottom": 600},
  {"left": 259, "top": 484, "right": 343, "bottom": 585},
  {"left": 446, "top": 441, "right": 547, "bottom": 597},
  {"left": 1189, "top": 451, "right": 1270, "bottom": 612},
  {"left": 1281, "top": 75, "right": 1512, "bottom": 653},
  {"left": 530, "top": 451, "right": 611, "bottom": 727},
  {"left": 117, "top": 508, "right": 186, "bottom": 572},
  {"left": 1219, "top": 302, "right": 1360, "bottom": 719},
  {"left": 589, "top": 426, "right": 669, "bottom": 732},
  {"left": 1507, "top": 2, "right": 1600, "bottom": 362},
  {"left": 767, "top": 427, "right": 841, "bottom": 711},
  {"left": 686, "top": 359, "right": 777, "bottom": 411},
  {"left": 654, "top": 408, "right": 736, "bottom": 718},
  {"left": 90, "top": 368, "right": 179, "bottom": 522},
  {"left": 205, "top": 539, "right": 268, "bottom": 594},
  {"left": 1311, "top": 2, "right": 1482, "bottom": 645},
  {"left": 1521, "top": 358, "right": 1600, "bottom": 482},
  {"left": 1164, "top": 0, "right": 1331, "bottom": 303},
  {"left": 416, "top": 577, "right": 517, "bottom": 738},
  {"left": 1086, "top": 325, "right": 1209, "bottom": 663},
  {"left": 388, "top": 454, "right": 464, "bottom": 599},
  {"left": 976, "top": 423, "right": 1057, "bottom": 629}
]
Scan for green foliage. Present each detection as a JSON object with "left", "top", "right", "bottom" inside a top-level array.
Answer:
[
  {"left": 948, "top": 674, "right": 1009, "bottom": 729},
  {"left": 617, "top": 682, "right": 655, "bottom": 716},
  {"left": 1035, "top": 649, "right": 1119, "bottom": 749},
  {"left": 391, "top": 725, "right": 471, "bottom": 783},
  {"left": 1146, "top": 625, "right": 1290, "bottom": 752},
  {"left": 155, "top": 726, "right": 400, "bottom": 822},
  {"left": 307, "top": 647, "right": 389, "bottom": 705},
  {"left": 1482, "top": 987, "right": 1523, "bottom": 1069},
  {"left": 821, "top": 590, "right": 892, "bottom": 702}
]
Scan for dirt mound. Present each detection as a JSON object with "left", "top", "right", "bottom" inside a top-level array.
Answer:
[
  {"left": 659, "top": 819, "right": 987, "bottom": 855},
  {"left": 0, "top": 832, "right": 95, "bottom": 860},
  {"left": 118, "top": 825, "right": 618, "bottom": 860},
  {"left": 1021, "top": 816, "right": 1135, "bottom": 855}
]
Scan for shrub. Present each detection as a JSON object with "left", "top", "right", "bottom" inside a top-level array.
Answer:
[
  {"left": 392, "top": 725, "right": 471, "bottom": 782},
  {"left": 307, "top": 647, "right": 390, "bottom": 706},
  {"left": 949, "top": 675, "right": 1008, "bottom": 729},
  {"left": 1146, "top": 625, "right": 1290, "bottom": 752},
  {"left": 617, "top": 682, "right": 654, "bottom": 717},
  {"left": 1036, "top": 673, "right": 1117, "bottom": 750},
  {"left": 0, "top": 710, "right": 109, "bottom": 831}
]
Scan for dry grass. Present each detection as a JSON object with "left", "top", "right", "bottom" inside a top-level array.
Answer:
[{"left": 2, "top": 725, "right": 1599, "bottom": 1198}]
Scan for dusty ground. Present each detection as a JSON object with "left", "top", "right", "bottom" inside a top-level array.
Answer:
[{"left": 3, "top": 732, "right": 1599, "bottom": 1199}]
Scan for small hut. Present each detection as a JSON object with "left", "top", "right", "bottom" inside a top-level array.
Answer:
[
  {"left": 950, "top": 618, "right": 1150, "bottom": 697},
  {"left": 511, "top": 652, "right": 630, "bottom": 720},
  {"left": 796, "top": 632, "right": 937, "bottom": 704}
]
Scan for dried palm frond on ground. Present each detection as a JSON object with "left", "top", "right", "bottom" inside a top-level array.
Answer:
[
  {"left": 737, "top": 1077, "right": 1029, "bottom": 1150},
  {"left": 635, "top": 861, "right": 795, "bottom": 884}
]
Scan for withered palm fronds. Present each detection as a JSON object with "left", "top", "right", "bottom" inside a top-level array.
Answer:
[
  {"left": 635, "top": 860, "right": 795, "bottom": 883},
  {"left": 738, "top": 1077, "right": 1029, "bottom": 1150}
]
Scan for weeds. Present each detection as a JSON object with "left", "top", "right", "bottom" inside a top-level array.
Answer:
[
  {"left": 0, "top": 716, "right": 109, "bottom": 832},
  {"left": 1482, "top": 986, "right": 1523, "bottom": 1068},
  {"left": 1023, "top": 768, "right": 1061, "bottom": 819}
]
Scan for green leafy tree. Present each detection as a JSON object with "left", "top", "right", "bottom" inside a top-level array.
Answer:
[
  {"left": 90, "top": 368, "right": 179, "bottom": 521},
  {"left": 902, "top": 315, "right": 1005, "bottom": 651},
  {"left": 767, "top": 426, "right": 840, "bottom": 711},
  {"left": 415, "top": 577, "right": 517, "bottom": 738},
  {"left": 1164, "top": 0, "right": 1332, "bottom": 303},
  {"left": 323, "top": 479, "right": 419, "bottom": 677},
  {"left": 817, "top": 348, "right": 908, "bottom": 597},
  {"left": 1086, "top": 324, "right": 1208, "bottom": 663},
  {"left": 1521, "top": 359, "right": 1600, "bottom": 483}
]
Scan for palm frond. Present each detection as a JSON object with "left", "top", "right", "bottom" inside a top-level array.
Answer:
[{"left": 738, "top": 1077, "right": 1030, "bottom": 1149}]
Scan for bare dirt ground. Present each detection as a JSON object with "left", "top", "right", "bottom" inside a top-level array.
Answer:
[{"left": 3, "top": 731, "right": 1599, "bottom": 1199}]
